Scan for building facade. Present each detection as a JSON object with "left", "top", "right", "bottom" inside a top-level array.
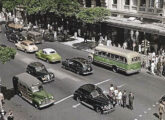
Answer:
[{"left": 108, "top": 0, "right": 165, "bottom": 22}]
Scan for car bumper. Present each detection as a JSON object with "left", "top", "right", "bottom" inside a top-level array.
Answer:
[
  {"left": 82, "top": 70, "right": 93, "bottom": 75},
  {"left": 50, "top": 59, "right": 61, "bottom": 63},
  {"left": 27, "top": 49, "right": 38, "bottom": 53},
  {"left": 102, "top": 107, "right": 115, "bottom": 114},
  {"left": 42, "top": 78, "right": 54, "bottom": 83},
  {"left": 39, "top": 99, "right": 55, "bottom": 108},
  {"left": 125, "top": 69, "right": 141, "bottom": 74}
]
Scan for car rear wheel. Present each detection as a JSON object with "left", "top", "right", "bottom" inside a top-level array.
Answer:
[{"left": 112, "top": 66, "right": 117, "bottom": 73}]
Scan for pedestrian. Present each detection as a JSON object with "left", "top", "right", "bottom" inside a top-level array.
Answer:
[
  {"left": 151, "top": 61, "right": 155, "bottom": 75},
  {"left": 157, "top": 60, "right": 161, "bottom": 76},
  {"left": 159, "top": 100, "right": 165, "bottom": 120},
  {"left": 122, "top": 90, "right": 127, "bottom": 108},
  {"left": 112, "top": 94, "right": 117, "bottom": 108},
  {"left": 109, "top": 84, "right": 114, "bottom": 93},
  {"left": 7, "top": 110, "right": 14, "bottom": 120},
  {"left": 129, "top": 92, "right": 134, "bottom": 110},
  {"left": 117, "top": 90, "right": 122, "bottom": 106},
  {"left": 114, "top": 87, "right": 118, "bottom": 97},
  {"left": 123, "top": 41, "right": 127, "bottom": 49},
  {"left": 160, "top": 62, "right": 164, "bottom": 77}
]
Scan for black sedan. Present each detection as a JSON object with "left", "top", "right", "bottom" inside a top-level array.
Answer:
[
  {"left": 73, "top": 84, "right": 114, "bottom": 114},
  {"left": 26, "top": 62, "right": 55, "bottom": 83},
  {"left": 7, "top": 32, "right": 25, "bottom": 43},
  {"left": 62, "top": 57, "right": 93, "bottom": 75}
]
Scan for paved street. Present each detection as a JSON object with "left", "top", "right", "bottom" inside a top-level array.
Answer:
[{"left": 0, "top": 25, "right": 165, "bottom": 120}]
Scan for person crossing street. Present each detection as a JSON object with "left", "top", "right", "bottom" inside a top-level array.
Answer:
[
  {"left": 129, "top": 92, "right": 134, "bottom": 110},
  {"left": 122, "top": 90, "right": 127, "bottom": 108}
]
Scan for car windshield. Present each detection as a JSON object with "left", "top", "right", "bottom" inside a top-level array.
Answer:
[
  {"left": 49, "top": 51, "right": 56, "bottom": 54},
  {"left": 31, "top": 85, "right": 43, "bottom": 93},
  {"left": 91, "top": 90, "right": 100, "bottom": 98},
  {"left": 35, "top": 66, "right": 47, "bottom": 73}
]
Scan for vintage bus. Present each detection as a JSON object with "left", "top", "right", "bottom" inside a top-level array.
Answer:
[{"left": 88, "top": 45, "right": 141, "bottom": 74}]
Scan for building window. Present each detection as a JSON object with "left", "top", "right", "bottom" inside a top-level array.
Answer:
[
  {"left": 132, "top": 0, "right": 137, "bottom": 6},
  {"left": 156, "top": 0, "right": 163, "bottom": 8},
  {"left": 125, "top": 0, "right": 130, "bottom": 5},
  {"left": 86, "top": 0, "right": 91, "bottom": 7},
  {"left": 140, "top": 0, "right": 146, "bottom": 6},
  {"left": 96, "top": 0, "right": 101, "bottom": 6},
  {"left": 113, "top": 0, "right": 117, "bottom": 4},
  {"left": 149, "top": 0, "right": 155, "bottom": 8}
]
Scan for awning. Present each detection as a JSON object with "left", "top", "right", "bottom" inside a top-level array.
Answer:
[{"left": 105, "top": 17, "right": 165, "bottom": 36}]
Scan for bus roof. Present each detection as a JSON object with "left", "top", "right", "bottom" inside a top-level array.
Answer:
[
  {"left": 95, "top": 45, "right": 140, "bottom": 58},
  {"left": 15, "top": 73, "right": 42, "bottom": 87}
]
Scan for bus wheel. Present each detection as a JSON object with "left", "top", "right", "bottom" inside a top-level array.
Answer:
[{"left": 112, "top": 66, "right": 117, "bottom": 73}]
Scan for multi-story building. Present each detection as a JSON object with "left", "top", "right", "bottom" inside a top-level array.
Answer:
[{"left": 80, "top": 0, "right": 165, "bottom": 53}]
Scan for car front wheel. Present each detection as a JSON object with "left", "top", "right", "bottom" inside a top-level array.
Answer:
[{"left": 95, "top": 107, "right": 102, "bottom": 114}]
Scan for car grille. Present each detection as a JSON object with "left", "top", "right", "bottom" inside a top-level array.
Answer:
[{"left": 42, "top": 99, "right": 50, "bottom": 104}]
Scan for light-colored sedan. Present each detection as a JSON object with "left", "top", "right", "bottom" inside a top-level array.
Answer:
[{"left": 15, "top": 40, "right": 38, "bottom": 53}]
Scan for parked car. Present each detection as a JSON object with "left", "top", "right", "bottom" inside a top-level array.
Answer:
[
  {"left": 26, "top": 62, "right": 55, "bottom": 83},
  {"left": 62, "top": 57, "right": 93, "bottom": 75},
  {"left": 27, "top": 31, "right": 43, "bottom": 44},
  {"left": 15, "top": 40, "right": 38, "bottom": 53},
  {"left": 73, "top": 84, "right": 114, "bottom": 114},
  {"left": 5, "top": 29, "right": 13, "bottom": 39},
  {"left": 7, "top": 32, "right": 26, "bottom": 43},
  {"left": 13, "top": 73, "right": 55, "bottom": 109},
  {"left": 35, "top": 48, "right": 61, "bottom": 63},
  {"left": 43, "top": 31, "right": 55, "bottom": 42},
  {"left": 7, "top": 23, "right": 23, "bottom": 32}
]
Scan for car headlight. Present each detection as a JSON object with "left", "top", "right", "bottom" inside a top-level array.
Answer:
[
  {"left": 38, "top": 101, "right": 41, "bottom": 105},
  {"left": 50, "top": 73, "right": 54, "bottom": 78},
  {"left": 49, "top": 96, "right": 54, "bottom": 99}
]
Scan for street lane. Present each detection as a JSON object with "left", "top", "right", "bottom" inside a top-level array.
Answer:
[{"left": 0, "top": 25, "right": 165, "bottom": 119}]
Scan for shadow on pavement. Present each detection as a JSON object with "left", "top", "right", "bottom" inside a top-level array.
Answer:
[
  {"left": 1, "top": 86, "right": 15, "bottom": 100},
  {"left": 153, "top": 113, "right": 159, "bottom": 119}
]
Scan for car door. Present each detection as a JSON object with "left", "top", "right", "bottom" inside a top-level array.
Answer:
[
  {"left": 41, "top": 50, "right": 47, "bottom": 60},
  {"left": 70, "top": 60, "right": 77, "bottom": 71}
]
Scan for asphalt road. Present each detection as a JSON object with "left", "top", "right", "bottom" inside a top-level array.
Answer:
[{"left": 0, "top": 25, "right": 165, "bottom": 120}]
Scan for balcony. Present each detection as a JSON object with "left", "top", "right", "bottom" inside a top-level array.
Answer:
[
  {"left": 139, "top": 7, "right": 146, "bottom": 12},
  {"left": 147, "top": 8, "right": 154, "bottom": 13},
  {"left": 124, "top": 5, "right": 129, "bottom": 11},
  {"left": 112, "top": 4, "right": 117, "bottom": 10},
  {"left": 132, "top": 6, "right": 137, "bottom": 11}
]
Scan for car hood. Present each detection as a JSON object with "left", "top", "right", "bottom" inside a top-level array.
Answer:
[
  {"left": 94, "top": 94, "right": 109, "bottom": 105},
  {"left": 33, "top": 90, "right": 52, "bottom": 99}
]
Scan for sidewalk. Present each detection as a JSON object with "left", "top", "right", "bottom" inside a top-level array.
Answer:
[{"left": 60, "top": 36, "right": 165, "bottom": 79}]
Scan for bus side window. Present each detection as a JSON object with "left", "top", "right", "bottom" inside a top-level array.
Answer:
[
  {"left": 115, "top": 55, "right": 120, "bottom": 61},
  {"left": 102, "top": 52, "right": 106, "bottom": 57},
  {"left": 107, "top": 53, "right": 111, "bottom": 58},
  {"left": 95, "top": 50, "right": 99, "bottom": 55},
  {"left": 111, "top": 54, "right": 115, "bottom": 59},
  {"left": 124, "top": 58, "right": 127, "bottom": 63}
]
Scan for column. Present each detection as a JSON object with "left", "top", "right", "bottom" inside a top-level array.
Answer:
[
  {"left": 109, "top": 0, "right": 112, "bottom": 9},
  {"left": 163, "top": 1, "right": 165, "bottom": 16},
  {"left": 137, "top": 0, "right": 140, "bottom": 11},
  {"left": 130, "top": 0, "right": 133, "bottom": 11},
  {"left": 146, "top": 0, "right": 149, "bottom": 12},
  {"left": 117, "top": 0, "right": 122, "bottom": 10}
]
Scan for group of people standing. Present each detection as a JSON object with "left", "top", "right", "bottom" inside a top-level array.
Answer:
[
  {"left": 108, "top": 84, "right": 134, "bottom": 110},
  {"left": 142, "top": 51, "right": 165, "bottom": 76}
]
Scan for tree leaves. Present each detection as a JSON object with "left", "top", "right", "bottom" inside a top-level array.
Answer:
[
  {"left": 0, "top": 47, "right": 16, "bottom": 64},
  {"left": 76, "top": 7, "right": 110, "bottom": 24}
]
